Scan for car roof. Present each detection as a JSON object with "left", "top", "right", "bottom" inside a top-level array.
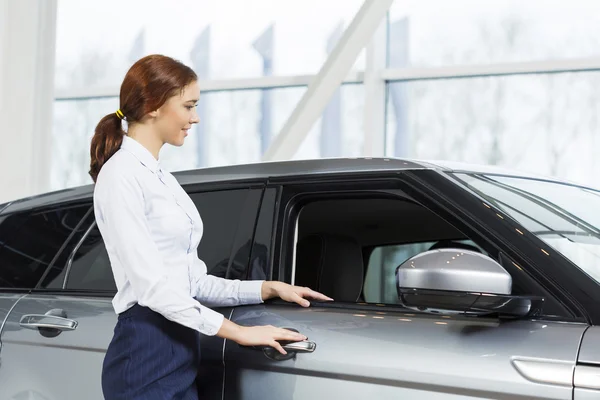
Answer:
[{"left": 0, "top": 157, "right": 577, "bottom": 215}]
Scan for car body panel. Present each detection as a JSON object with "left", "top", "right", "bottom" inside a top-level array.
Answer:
[
  {"left": 225, "top": 303, "right": 586, "bottom": 399},
  {"left": 574, "top": 389, "right": 600, "bottom": 400},
  {"left": 574, "top": 326, "right": 600, "bottom": 396},
  {"left": 577, "top": 326, "right": 600, "bottom": 366},
  {"left": 0, "top": 294, "right": 24, "bottom": 353},
  {"left": 0, "top": 293, "right": 230, "bottom": 400}
]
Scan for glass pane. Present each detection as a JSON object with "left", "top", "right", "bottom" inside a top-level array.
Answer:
[
  {"left": 452, "top": 173, "right": 600, "bottom": 285},
  {"left": 51, "top": 97, "right": 118, "bottom": 191},
  {"left": 191, "top": 189, "right": 253, "bottom": 278},
  {"left": 0, "top": 205, "right": 90, "bottom": 289},
  {"left": 388, "top": 0, "right": 600, "bottom": 68},
  {"left": 160, "top": 87, "right": 307, "bottom": 171},
  {"left": 51, "top": 84, "right": 364, "bottom": 190},
  {"left": 55, "top": 0, "right": 365, "bottom": 88},
  {"left": 385, "top": 71, "right": 600, "bottom": 187},
  {"left": 63, "top": 224, "right": 115, "bottom": 291}
]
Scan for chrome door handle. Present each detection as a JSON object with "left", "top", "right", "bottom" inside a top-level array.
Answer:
[
  {"left": 282, "top": 340, "right": 316, "bottom": 353},
  {"left": 20, "top": 314, "right": 78, "bottom": 331},
  {"left": 260, "top": 340, "right": 317, "bottom": 361}
]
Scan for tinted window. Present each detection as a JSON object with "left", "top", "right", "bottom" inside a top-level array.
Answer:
[
  {"left": 193, "top": 189, "right": 260, "bottom": 278},
  {"left": 0, "top": 204, "right": 91, "bottom": 289},
  {"left": 64, "top": 223, "right": 115, "bottom": 291},
  {"left": 50, "top": 189, "right": 261, "bottom": 290}
]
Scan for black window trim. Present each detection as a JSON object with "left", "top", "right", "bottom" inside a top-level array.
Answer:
[{"left": 246, "top": 187, "right": 280, "bottom": 281}]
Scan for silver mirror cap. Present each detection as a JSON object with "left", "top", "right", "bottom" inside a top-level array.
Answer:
[{"left": 396, "top": 248, "right": 512, "bottom": 295}]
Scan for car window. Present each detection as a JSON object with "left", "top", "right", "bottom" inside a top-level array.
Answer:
[
  {"left": 63, "top": 223, "right": 115, "bottom": 291},
  {"left": 452, "top": 173, "right": 600, "bottom": 286},
  {"left": 290, "top": 194, "right": 568, "bottom": 317},
  {"left": 193, "top": 189, "right": 261, "bottom": 278},
  {"left": 42, "top": 189, "right": 261, "bottom": 291},
  {"left": 0, "top": 204, "right": 91, "bottom": 289}
]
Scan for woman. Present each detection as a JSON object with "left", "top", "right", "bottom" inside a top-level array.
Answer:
[{"left": 90, "top": 54, "right": 331, "bottom": 399}]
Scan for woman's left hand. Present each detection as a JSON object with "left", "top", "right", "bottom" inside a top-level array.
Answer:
[{"left": 261, "top": 281, "right": 333, "bottom": 307}]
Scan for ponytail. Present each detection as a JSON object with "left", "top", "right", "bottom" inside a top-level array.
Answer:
[{"left": 89, "top": 112, "right": 125, "bottom": 183}]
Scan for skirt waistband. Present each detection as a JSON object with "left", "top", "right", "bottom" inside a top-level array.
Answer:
[{"left": 118, "top": 303, "right": 156, "bottom": 321}]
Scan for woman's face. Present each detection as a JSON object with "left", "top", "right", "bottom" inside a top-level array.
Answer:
[{"left": 154, "top": 80, "right": 200, "bottom": 147}]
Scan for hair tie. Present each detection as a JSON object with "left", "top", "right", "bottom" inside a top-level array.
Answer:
[{"left": 115, "top": 109, "right": 124, "bottom": 120}]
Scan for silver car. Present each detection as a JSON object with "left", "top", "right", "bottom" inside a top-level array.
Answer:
[{"left": 0, "top": 158, "right": 599, "bottom": 399}]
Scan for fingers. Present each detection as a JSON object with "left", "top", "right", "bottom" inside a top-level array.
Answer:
[
  {"left": 273, "top": 328, "right": 306, "bottom": 342},
  {"left": 307, "top": 290, "right": 334, "bottom": 301},
  {"left": 298, "top": 287, "right": 334, "bottom": 302},
  {"left": 272, "top": 340, "right": 287, "bottom": 355},
  {"left": 292, "top": 292, "right": 311, "bottom": 307},
  {"left": 269, "top": 328, "right": 306, "bottom": 355}
]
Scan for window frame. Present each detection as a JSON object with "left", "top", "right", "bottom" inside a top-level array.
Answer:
[
  {"left": 244, "top": 187, "right": 279, "bottom": 282},
  {"left": 272, "top": 173, "right": 587, "bottom": 323}
]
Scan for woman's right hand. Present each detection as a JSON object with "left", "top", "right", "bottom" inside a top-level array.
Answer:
[{"left": 234, "top": 325, "right": 307, "bottom": 355}]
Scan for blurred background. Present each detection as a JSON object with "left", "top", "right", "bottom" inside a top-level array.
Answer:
[{"left": 3, "top": 0, "right": 600, "bottom": 203}]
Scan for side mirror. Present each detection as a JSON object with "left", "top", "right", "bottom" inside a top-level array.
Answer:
[{"left": 396, "top": 248, "right": 543, "bottom": 318}]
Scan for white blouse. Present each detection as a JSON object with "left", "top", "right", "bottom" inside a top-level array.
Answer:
[{"left": 93, "top": 135, "right": 264, "bottom": 336}]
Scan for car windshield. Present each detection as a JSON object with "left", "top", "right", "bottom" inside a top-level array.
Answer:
[{"left": 451, "top": 172, "right": 600, "bottom": 285}]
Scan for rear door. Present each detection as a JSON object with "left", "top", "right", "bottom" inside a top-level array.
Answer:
[
  {"left": 0, "top": 202, "right": 92, "bottom": 399},
  {"left": 224, "top": 178, "right": 588, "bottom": 399},
  {"left": 0, "top": 209, "right": 27, "bottom": 358},
  {"left": 0, "top": 187, "right": 263, "bottom": 400}
]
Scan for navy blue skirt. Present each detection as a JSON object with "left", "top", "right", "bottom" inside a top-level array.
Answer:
[{"left": 102, "top": 304, "right": 201, "bottom": 400}]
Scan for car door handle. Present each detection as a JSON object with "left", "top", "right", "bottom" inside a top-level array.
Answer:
[
  {"left": 19, "top": 314, "right": 78, "bottom": 331},
  {"left": 282, "top": 340, "right": 316, "bottom": 353},
  {"left": 259, "top": 340, "right": 317, "bottom": 361}
]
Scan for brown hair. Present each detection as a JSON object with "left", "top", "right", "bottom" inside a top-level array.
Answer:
[{"left": 89, "top": 54, "right": 198, "bottom": 182}]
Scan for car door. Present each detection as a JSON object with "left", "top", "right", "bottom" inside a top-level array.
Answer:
[
  {"left": 0, "top": 187, "right": 263, "bottom": 400},
  {"left": 223, "top": 177, "right": 590, "bottom": 400},
  {"left": 0, "top": 202, "right": 92, "bottom": 399},
  {"left": 0, "top": 209, "right": 27, "bottom": 358}
]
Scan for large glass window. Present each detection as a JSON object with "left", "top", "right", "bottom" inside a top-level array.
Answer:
[
  {"left": 452, "top": 173, "right": 600, "bottom": 285},
  {"left": 55, "top": 0, "right": 365, "bottom": 87},
  {"left": 385, "top": 71, "right": 600, "bottom": 186},
  {"left": 51, "top": 84, "right": 364, "bottom": 191},
  {"left": 388, "top": 0, "right": 600, "bottom": 68},
  {"left": 51, "top": 97, "right": 118, "bottom": 191}
]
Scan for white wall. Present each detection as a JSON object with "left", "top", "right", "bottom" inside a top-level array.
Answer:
[{"left": 0, "top": 0, "right": 57, "bottom": 204}]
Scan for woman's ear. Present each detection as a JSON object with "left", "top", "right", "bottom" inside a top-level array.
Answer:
[{"left": 148, "top": 109, "right": 159, "bottom": 118}]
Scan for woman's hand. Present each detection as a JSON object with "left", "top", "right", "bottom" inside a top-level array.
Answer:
[
  {"left": 234, "top": 325, "right": 308, "bottom": 355},
  {"left": 261, "top": 281, "right": 333, "bottom": 307}
]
